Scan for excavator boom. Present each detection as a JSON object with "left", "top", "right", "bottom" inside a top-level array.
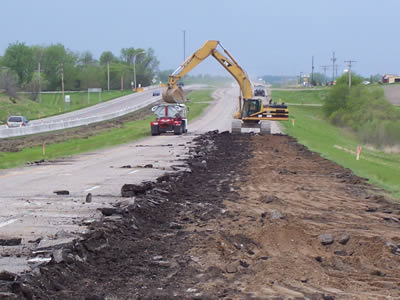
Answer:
[{"left": 163, "top": 40, "right": 252, "bottom": 103}]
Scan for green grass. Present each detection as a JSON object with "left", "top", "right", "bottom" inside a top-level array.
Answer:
[
  {"left": 186, "top": 89, "right": 213, "bottom": 120},
  {"left": 0, "top": 90, "right": 134, "bottom": 123},
  {"left": 273, "top": 90, "right": 400, "bottom": 199},
  {"left": 0, "top": 89, "right": 214, "bottom": 169},
  {"left": 272, "top": 89, "right": 328, "bottom": 104}
]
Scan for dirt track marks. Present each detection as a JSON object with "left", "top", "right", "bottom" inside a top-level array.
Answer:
[{"left": 188, "top": 134, "right": 400, "bottom": 299}]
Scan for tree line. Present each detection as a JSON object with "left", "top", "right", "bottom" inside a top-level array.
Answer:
[{"left": 0, "top": 42, "right": 160, "bottom": 100}]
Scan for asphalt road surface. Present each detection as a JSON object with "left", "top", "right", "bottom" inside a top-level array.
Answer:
[{"left": 0, "top": 86, "right": 283, "bottom": 273}]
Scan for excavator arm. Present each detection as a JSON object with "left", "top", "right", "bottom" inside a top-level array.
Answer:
[{"left": 163, "top": 40, "right": 253, "bottom": 103}]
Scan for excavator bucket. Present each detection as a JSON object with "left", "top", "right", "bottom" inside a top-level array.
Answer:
[{"left": 162, "top": 86, "right": 186, "bottom": 103}]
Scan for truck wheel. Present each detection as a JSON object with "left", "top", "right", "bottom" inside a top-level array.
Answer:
[
  {"left": 151, "top": 125, "right": 160, "bottom": 136},
  {"left": 174, "top": 125, "right": 183, "bottom": 135}
]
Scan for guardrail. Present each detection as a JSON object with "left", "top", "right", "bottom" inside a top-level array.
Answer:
[{"left": 0, "top": 86, "right": 161, "bottom": 139}]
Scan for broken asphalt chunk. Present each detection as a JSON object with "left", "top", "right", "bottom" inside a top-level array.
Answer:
[
  {"left": 338, "top": 233, "right": 350, "bottom": 245},
  {"left": 121, "top": 182, "right": 153, "bottom": 197},
  {"left": 53, "top": 190, "right": 69, "bottom": 195},
  {"left": 97, "top": 207, "right": 121, "bottom": 216},
  {"left": 319, "top": 234, "right": 334, "bottom": 245},
  {"left": 0, "top": 271, "right": 18, "bottom": 281},
  {"left": 169, "top": 222, "right": 184, "bottom": 230},
  {"left": 0, "top": 238, "right": 22, "bottom": 246}
]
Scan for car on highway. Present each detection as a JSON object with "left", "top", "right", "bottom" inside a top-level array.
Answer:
[
  {"left": 152, "top": 90, "right": 161, "bottom": 96},
  {"left": 6, "top": 116, "right": 29, "bottom": 128},
  {"left": 254, "top": 87, "right": 266, "bottom": 97}
]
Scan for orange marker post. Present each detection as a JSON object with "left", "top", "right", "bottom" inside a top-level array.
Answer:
[
  {"left": 292, "top": 119, "right": 295, "bottom": 127},
  {"left": 42, "top": 143, "right": 46, "bottom": 156},
  {"left": 356, "top": 146, "right": 362, "bottom": 160}
]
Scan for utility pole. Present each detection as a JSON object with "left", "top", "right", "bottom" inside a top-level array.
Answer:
[
  {"left": 311, "top": 56, "right": 314, "bottom": 86},
  {"left": 344, "top": 60, "right": 356, "bottom": 88},
  {"left": 133, "top": 51, "right": 144, "bottom": 90},
  {"left": 331, "top": 52, "right": 337, "bottom": 82},
  {"left": 107, "top": 62, "right": 110, "bottom": 91},
  {"left": 38, "top": 61, "right": 41, "bottom": 103},
  {"left": 320, "top": 65, "right": 330, "bottom": 85},
  {"left": 61, "top": 63, "right": 64, "bottom": 101},
  {"left": 183, "top": 30, "right": 186, "bottom": 60}
]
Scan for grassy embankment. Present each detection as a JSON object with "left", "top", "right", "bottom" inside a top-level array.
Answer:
[
  {"left": 273, "top": 89, "right": 400, "bottom": 198},
  {"left": 0, "top": 90, "right": 134, "bottom": 123},
  {"left": 0, "top": 89, "right": 213, "bottom": 169}
]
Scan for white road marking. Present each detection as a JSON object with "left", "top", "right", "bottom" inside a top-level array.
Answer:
[
  {"left": 129, "top": 170, "right": 139, "bottom": 174},
  {"left": 85, "top": 185, "right": 100, "bottom": 192},
  {"left": 0, "top": 219, "right": 18, "bottom": 228}
]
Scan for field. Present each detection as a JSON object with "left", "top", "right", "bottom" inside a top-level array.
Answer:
[
  {"left": 0, "top": 89, "right": 214, "bottom": 169},
  {"left": 272, "top": 89, "right": 400, "bottom": 198},
  {"left": 0, "top": 90, "right": 134, "bottom": 123}
]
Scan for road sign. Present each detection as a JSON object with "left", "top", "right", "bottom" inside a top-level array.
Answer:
[
  {"left": 88, "top": 88, "right": 102, "bottom": 92},
  {"left": 65, "top": 95, "right": 70, "bottom": 103}
]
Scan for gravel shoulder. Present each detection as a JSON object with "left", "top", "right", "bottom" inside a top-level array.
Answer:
[{"left": 3, "top": 131, "right": 400, "bottom": 299}]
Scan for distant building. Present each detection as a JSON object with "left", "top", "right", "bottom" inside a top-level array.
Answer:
[{"left": 382, "top": 74, "right": 400, "bottom": 84}]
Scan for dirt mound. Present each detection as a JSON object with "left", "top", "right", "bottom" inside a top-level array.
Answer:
[{"left": 4, "top": 132, "right": 400, "bottom": 299}]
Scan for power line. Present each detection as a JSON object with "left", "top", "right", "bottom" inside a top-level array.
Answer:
[{"left": 344, "top": 60, "right": 356, "bottom": 88}]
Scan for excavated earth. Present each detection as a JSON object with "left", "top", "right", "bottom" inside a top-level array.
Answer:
[{"left": 2, "top": 132, "right": 400, "bottom": 299}]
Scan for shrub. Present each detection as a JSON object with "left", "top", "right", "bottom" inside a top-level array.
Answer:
[{"left": 323, "top": 74, "right": 400, "bottom": 147}]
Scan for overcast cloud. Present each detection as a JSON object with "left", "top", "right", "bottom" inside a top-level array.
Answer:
[{"left": 1, "top": 0, "right": 398, "bottom": 78}]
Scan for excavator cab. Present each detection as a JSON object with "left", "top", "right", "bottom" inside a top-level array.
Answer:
[{"left": 242, "top": 99, "right": 262, "bottom": 118}]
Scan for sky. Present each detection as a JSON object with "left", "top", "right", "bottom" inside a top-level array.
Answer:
[{"left": 1, "top": 0, "right": 399, "bottom": 78}]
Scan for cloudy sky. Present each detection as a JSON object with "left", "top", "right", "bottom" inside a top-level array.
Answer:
[{"left": 1, "top": 0, "right": 398, "bottom": 78}]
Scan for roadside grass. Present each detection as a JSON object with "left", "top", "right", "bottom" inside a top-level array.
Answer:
[
  {"left": 272, "top": 89, "right": 328, "bottom": 104},
  {"left": 0, "top": 90, "right": 134, "bottom": 123},
  {"left": 186, "top": 89, "right": 213, "bottom": 121},
  {"left": 0, "top": 89, "right": 214, "bottom": 169},
  {"left": 274, "top": 90, "right": 400, "bottom": 198}
]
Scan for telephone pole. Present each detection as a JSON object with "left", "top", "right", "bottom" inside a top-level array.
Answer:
[
  {"left": 183, "top": 30, "right": 186, "bottom": 61},
  {"left": 331, "top": 52, "right": 337, "bottom": 82},
  {"left": 344, "top": 60, "right": 356, "bottom": 88},
  {"left": 61, "top": 63, "right": 64, "bottom": 101},
  {"left": 311, "top": 56, "right": 314, "bottom": 86},
  {"left": 320, "top": 65, "right": 330, "bottom": 85}
]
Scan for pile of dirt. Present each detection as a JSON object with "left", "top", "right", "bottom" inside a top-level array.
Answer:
[
  {"left": 3, "top": 131, "right": 400, "bottom": 299},
  {"left": 0, "top": 105, "right": 154, "bottom": 153}
]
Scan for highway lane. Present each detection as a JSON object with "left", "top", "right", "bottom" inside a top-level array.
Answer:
[
  {"left": 0, "top": 88, "right": 157, "bottom": 129},
  {"left": 0, "top": 85, "right": 206, "bottom": 138},
  {"left": 0, "top": 86, "right": 239, "bottom": 273}
]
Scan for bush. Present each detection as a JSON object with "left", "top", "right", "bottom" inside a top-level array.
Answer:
[{"left": 323, "top": 74, "right": 400, "bottom": 147}]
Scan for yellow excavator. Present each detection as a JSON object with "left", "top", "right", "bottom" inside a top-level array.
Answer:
[{"left": 162, "top": 40, "right": 288, "bottom": 134}]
